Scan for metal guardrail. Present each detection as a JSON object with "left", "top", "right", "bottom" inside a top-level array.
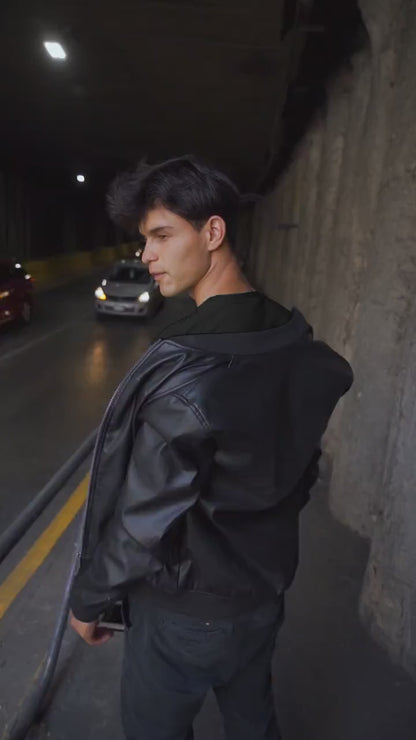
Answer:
[
  {"left": 0, "top": 429, "right": 97, "bottom": 564},
  {"left": 1, "top": 429, "right": 97, "bottom": 740},
  {"left": 3, "top": 549, "right": 80, "bottom": 740}
]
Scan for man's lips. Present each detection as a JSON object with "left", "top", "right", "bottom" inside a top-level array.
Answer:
[{"left": 152, "top": 272, "right": 165, "bottom": 280}]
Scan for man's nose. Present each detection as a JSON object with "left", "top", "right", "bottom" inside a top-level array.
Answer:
[{"left": 141, "top": 242, "right": 152, "bottom": 264}]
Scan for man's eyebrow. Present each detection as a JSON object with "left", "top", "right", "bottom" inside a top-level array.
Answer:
[{"left": 146, "top": 225, "right": 174, "bottom": 236}]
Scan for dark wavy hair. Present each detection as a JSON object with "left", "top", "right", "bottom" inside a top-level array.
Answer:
[{"left": 107, "top": 155, "right": 242, "bottom": 246}]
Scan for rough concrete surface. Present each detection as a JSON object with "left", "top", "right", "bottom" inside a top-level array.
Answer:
[{"left": 245, "top": 1, "right": 416, "bottom": 676}]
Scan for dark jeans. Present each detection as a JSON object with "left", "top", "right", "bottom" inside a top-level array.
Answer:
[{"left": 121, "top": 595, "right": 284, "bottom": 740}]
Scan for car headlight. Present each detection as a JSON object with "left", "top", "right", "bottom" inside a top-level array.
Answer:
[
  {"left": 95, "top": 286, "right": 107, "bottom": 300},
  {"left": 138, "top": 291, "right": 150, "bottom": 303},
  {"left": 0, "top": 290, "right": 11, "bottom": 300}
]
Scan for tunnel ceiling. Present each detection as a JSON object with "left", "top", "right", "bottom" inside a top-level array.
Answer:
[
  {"left": 0, "top": 0, "right": 308, "bottom": 190},
  {"left": 0, "top": 1, "right": 363, "bottom": 191}
]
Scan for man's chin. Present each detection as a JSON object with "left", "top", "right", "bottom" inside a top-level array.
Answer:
[{"left": 160, "top": 283, "right": 187, "bottom": 299}]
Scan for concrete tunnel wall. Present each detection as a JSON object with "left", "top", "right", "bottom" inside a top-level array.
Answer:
[{"left": 242, "top": 0, "right": 416, "bottom": 676}]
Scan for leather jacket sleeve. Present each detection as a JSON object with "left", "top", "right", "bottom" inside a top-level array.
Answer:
[{"left": 70, "top": 394, "right": 213, "bottom": 622}]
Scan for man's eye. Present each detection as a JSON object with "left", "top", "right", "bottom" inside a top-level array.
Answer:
[{"left": 158, "top": 234, "right": 168, "bottom": 240}]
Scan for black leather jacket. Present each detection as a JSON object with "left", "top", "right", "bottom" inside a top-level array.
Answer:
[{"left": 70, "top": 309, "right": 353, "bottom": 622}]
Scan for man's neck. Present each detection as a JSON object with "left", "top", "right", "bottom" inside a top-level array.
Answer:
[{"left": 190, "top": 255, "right": 254, "bottom": 307}]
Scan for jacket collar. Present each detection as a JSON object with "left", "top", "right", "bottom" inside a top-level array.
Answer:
[{"left": 163, "top": 308, "right": 311, "bottom": 355}]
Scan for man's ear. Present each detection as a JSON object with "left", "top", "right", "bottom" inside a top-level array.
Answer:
[{"left": 205, "top": 216, "right": 227, "bottom": 252}]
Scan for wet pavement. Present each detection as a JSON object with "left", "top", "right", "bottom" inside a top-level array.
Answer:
[{"left": 0, "top": 274, "right": 192, "bottom": 531}]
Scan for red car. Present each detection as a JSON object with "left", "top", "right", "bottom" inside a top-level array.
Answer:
[{"left": 0, "top": 260, "right": 34, "bottom": 326}]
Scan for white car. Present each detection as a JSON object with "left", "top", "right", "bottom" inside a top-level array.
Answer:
[{"left": 95, "top": 260, "right": 162, "bottom": 319}]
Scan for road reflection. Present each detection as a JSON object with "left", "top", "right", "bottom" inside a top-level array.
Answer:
[{"left": 84, "top": 338, "right": 107, "bottom": 385}]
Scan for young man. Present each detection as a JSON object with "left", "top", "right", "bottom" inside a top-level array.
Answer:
[{"left": 70, "top": 156, "right": 353, "bottom": 740}]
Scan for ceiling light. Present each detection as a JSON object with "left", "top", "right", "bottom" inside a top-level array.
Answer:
[
  {"left": 44, "top": 41, "right": 66, "bottom": 60},
  {"left": 76, "top": 174, "right": 85, "bottom": 183}
]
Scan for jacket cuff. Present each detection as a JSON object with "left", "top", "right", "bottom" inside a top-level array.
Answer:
[
  {"left": 69, "top": 595, "right": 105, "bottom": 623},
  {"left": 69, "top": 568, "right": 119, "bottom": 622}
]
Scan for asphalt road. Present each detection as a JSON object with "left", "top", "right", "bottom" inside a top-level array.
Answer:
[{"left": 0, "top": 274, "right": 192, "bottom": 532}]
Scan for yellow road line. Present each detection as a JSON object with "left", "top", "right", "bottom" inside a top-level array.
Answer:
[{"left": 0, "top": 474, "right": 89, "bottom": 620}]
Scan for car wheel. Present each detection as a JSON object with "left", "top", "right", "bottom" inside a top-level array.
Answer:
[{"left": 20, "top": 301, "right": 32, "bottom": 324}]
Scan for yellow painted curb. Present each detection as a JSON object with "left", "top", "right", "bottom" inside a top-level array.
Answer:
[{"left": 0, "top": 475, "right": 89, "bottom": 620}]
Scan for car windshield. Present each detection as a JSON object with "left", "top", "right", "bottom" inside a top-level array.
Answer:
[{"left": 108, "top": 266, "right": 151, "bottom": 284}]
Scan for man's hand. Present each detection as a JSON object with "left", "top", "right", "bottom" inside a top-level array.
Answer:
[{"left": 69, "top": 610, "right": 113, "bottom": 645}]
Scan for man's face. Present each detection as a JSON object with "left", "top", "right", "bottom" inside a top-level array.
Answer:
[{"left": 140, "top": 206, "right": 211, "bottom": 298}]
